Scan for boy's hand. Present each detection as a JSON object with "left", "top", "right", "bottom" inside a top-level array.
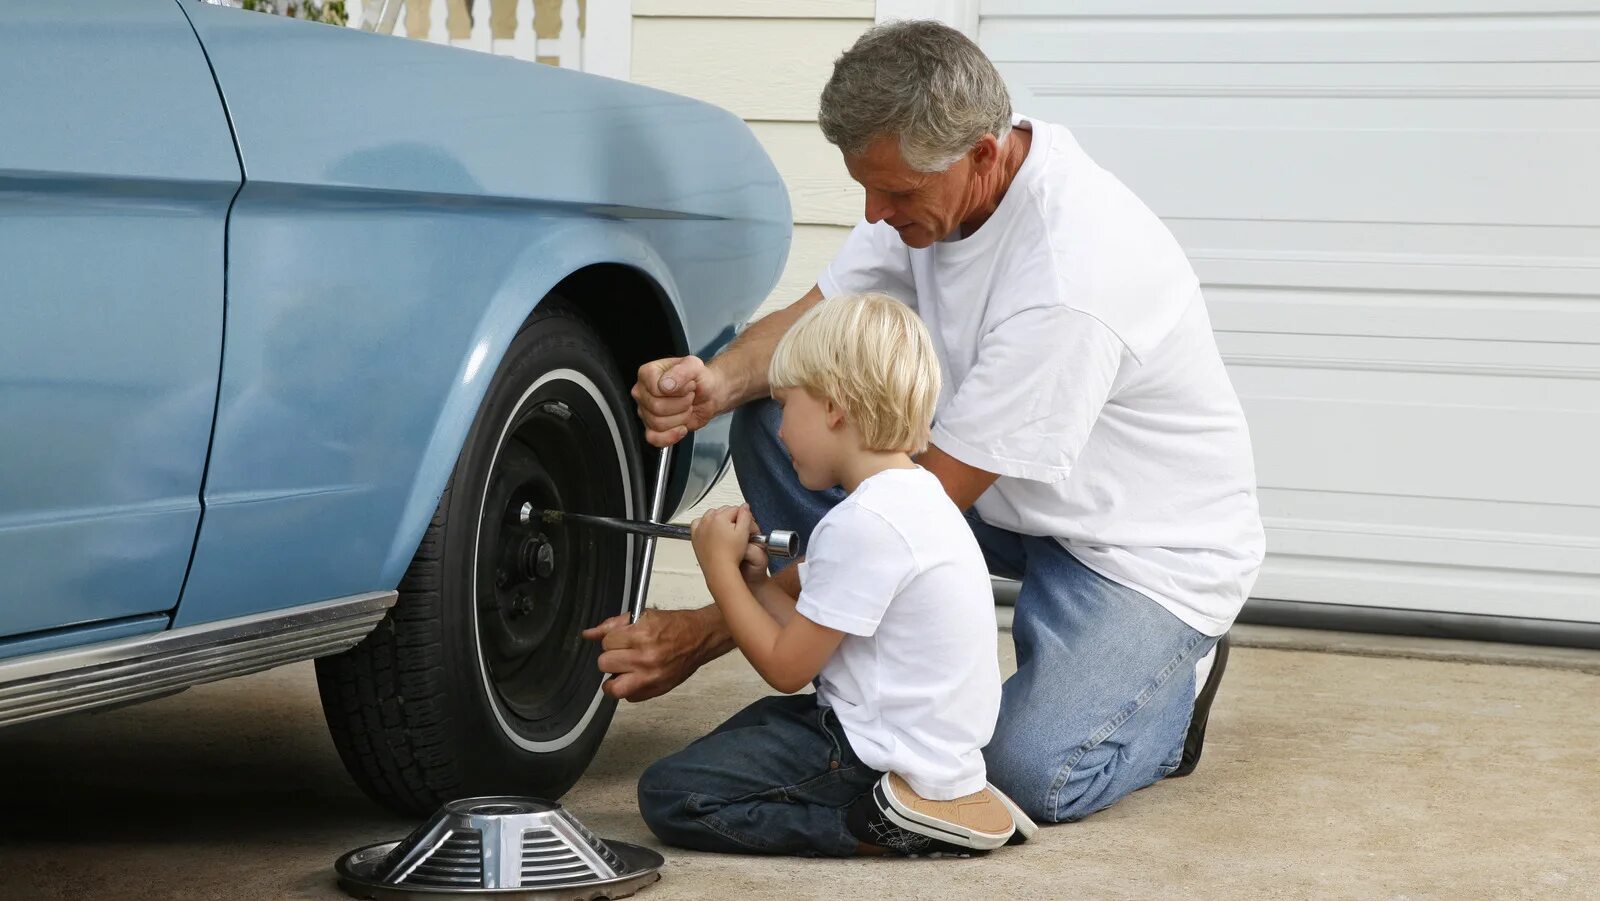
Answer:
[
  {"left": 740, "top": 526, "right": 770, "bottom": 585},
  {"left": 691, "top": 504, "right": 757, "bottom": 577}
]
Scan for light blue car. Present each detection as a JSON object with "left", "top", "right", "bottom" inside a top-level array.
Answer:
[{"left": 0, "top": 0, "right": 790, "bottom": 813}]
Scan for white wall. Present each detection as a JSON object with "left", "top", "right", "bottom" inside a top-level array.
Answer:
[{"left": 631, "top": 0, "right": 876, "bottom": 519}]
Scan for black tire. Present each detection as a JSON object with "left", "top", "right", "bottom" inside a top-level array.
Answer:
[{"left": 315, "top": 300, "right": 645, "bottom": 815}]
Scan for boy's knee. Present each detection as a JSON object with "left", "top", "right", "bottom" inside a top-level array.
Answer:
[{"left": 637, "top": 757, "right": 697, "bottom": 839}]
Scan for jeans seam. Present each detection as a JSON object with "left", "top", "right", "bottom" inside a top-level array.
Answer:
[
  {"left": 1044, "top": 629, "right": 1208, "bottom": 819},
  {"left": 684, "top": 791, "right": 772, "bottom": 851}
]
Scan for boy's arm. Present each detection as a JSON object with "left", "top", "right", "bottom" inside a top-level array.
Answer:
[
  {"left": 692, "top": 505, "right": 842, "bottom": 693},
  {"left": 706, "top": 566, "right": 843, "bottom": 694},
  {"left": 750, "top": 576, "right": 801, "bottom": 626}
]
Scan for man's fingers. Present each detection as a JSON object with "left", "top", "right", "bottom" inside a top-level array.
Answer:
[
  {"left": 632, "top": 383, "right": 695, "bottom": 418},
  {"left": 645, "top": 425, "right": 689, "bottom": 448},
  {"left": 658, "top": 357, "right": 704, "bottom": 395},
  {"left": 580, "top": 614, "right": 629, "bottom": 642},
  {"left": 597, "top": 647, "right": 642, "bottom": 675}
]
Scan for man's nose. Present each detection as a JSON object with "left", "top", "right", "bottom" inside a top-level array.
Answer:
[{"left": 864, "top": 190, "right": 894, "bottom": 224}]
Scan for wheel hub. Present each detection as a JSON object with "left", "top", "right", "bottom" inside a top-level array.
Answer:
[{"left": 515, "top": 535, "right": 557, "bottom": 586}]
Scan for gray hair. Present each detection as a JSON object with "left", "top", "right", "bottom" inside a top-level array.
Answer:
[{"left": 819, "top": 20, "right": 1013, "bottom": 173}]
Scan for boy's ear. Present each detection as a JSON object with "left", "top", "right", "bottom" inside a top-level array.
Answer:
[{"left": 824, "top": 398, "right": 846, "bottom": 430}]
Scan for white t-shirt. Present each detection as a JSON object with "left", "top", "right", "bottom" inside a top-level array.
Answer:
[
  {"left": 796, "top": 466, "right": 1000, "bottom": 800},
  {"left": 818, "top": 117, "right": 1265, "bottom": 637}
]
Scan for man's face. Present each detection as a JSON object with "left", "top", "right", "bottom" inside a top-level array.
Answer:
[{"left": 843, "top": 136, "right": 973, "bottom": 249}]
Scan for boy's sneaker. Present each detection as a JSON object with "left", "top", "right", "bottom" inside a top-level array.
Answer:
[
  {"left": 848, "top": 773, "right": 1016, "bottom": 855},
  {"left": 987, "top": 781, "right": 1038, "bottom": 845},
  {"left": 1170, "top": 633, "right": 1230, "bottom": 778}
]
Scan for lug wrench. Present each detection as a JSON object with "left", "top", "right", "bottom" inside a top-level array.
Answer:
[{"left": 520, "top": 445, "right": 800, "bottom": 624}]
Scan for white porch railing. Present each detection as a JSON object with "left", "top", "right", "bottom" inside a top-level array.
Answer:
[{"left": 347, "top": 0, "right": 630, "bottom": 80}]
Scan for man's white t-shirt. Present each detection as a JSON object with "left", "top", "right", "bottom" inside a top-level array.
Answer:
[
  {"left": 796, "top": 466, "right": 1000, "bottom": 801},
  {"left": 818, "top": 117, "right": 1266, "bottom": 636}
]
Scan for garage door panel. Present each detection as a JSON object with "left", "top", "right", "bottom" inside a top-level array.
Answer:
[
  {"left": 984, "top": 0, "right": 1600, "bottom": 16},
  {"left": 1261, "top": 486, "right": 1600, "bottom": 563},
  {"left": 1243, "top": 388, "right": 1598, "bottom": 507},
  {"left": 1022, "top": 124, "right": 1600, "bottom": 229},
  {"left": 1209, "top": 287, "right": 1600, "bottom": 345},
  {"left": 1256, "top": 554, "right": 1598, "bottom": 620},
  {"left": 980, "top": 13, "right": 1600, "bottom": 65},
  {"left": 1221, "top": 333, "right": 1600, "bottom": 383}
]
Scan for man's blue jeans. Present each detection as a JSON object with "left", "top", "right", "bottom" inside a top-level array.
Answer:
[{"left": 724, "top": 398, "right": 1217, "bottom": 824}]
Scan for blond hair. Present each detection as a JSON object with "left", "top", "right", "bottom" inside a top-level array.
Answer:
[{"left": 768, "top": 292, "right": 941, "bottom": 454}]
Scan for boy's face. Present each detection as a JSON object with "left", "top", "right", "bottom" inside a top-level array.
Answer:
[{"left": 774, "top": 386, "right": 846, "bottom": 491}]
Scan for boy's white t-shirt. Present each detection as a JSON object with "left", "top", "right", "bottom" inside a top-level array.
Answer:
[
  {"left": 796, "top": 466, "right": 1000, "bottom": 801},
  {"left": 817, "top": 116, "right": 1266, "bottom": 637}
]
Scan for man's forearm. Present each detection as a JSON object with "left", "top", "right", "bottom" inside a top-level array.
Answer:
[
  {"left": 772, "top": 559, "right": 804, "bottom": 599},
  {"left": 687, "top": 602, "right": 738, "bottom": 665},
  {"left": 709, "top": 286, "right": 824, "bottom": 409}
]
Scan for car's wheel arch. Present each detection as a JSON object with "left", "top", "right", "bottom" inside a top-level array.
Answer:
[{"left": 378, "top": 229, "right": 691, "bottom": 589}]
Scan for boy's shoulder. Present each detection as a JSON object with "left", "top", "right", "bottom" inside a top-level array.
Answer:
[{"left": 821, "top": 468, "right": 964, "bottom": 557}]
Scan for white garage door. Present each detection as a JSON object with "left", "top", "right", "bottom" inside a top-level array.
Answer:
[{"left": 978, "top": 1, "right": 1600, "bottom": 626}]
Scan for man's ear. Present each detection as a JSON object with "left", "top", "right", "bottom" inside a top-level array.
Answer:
[{"left": 968, "top": 133, "right": 1003, "bottom": 177}]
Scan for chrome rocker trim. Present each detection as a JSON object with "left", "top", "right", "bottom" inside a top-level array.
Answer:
[{"left": 0, "top": 591, "right": 397, "bottom": 729}]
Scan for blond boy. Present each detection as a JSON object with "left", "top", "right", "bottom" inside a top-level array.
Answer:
[{"left": 636, "top": 293, "right": 1032, "bottom": 857}]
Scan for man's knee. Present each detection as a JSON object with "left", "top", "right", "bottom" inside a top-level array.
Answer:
[
  {"left": 729, "top": 398, "right": 780, "bottom": 465},
  {"left": 985, "top": 724, "right": 1165, "bottom": 824}
]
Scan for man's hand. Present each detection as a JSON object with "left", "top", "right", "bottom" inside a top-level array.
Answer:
[
  {"left": 632, "top": 356, "right": 726, "bottom": 447},
  {"left": 581, "top": 608, "right": 723, "bottom": 702},
  {"left": 690, "top": 504, "right": 757, "bottom": 579}
]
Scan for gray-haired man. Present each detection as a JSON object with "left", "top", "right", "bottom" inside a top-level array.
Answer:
[{"left": 587, "top": 20, "right": 1266, "bottom": 824}]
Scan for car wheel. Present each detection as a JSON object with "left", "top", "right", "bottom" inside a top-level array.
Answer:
[{"left": 316, "top": 298, "right": 645, "bottom": 815}]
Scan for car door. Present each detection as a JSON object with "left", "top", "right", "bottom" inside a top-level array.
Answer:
[{"left": 0, "top": 0, "right": 240, "bottom": 643}]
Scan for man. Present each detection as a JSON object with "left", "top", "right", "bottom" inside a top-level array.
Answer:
[{"left": 583, "top": 20, "right": 1265, "bottom": 823}]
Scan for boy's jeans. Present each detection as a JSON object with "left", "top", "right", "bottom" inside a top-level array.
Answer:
[
  {"left": 638, "top": 693, "right": 879, "bottom": 856},
  {"left": 726, "top": 398, "right": 1218, "bottom": 824}
]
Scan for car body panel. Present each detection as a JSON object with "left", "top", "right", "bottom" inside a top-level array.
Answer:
[
  {"left": 171, "top": 4, "right": 789, "bottom": 625},
  {"left": 0, "top": 0, "right": 240, "bottom": 642}
]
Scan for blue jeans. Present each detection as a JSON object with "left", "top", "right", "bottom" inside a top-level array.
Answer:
[
  {"left": 727, "top": 398, "right": 1217, "bottom": 823},
  {"left": 638, "top": 693, "right": 881, "bottom": 856}
]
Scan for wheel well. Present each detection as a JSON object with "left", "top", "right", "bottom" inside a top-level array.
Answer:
[{"left": 545, "top": 265, "right": 685, "bottom": 393}]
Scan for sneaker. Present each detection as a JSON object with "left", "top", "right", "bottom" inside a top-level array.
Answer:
[
  {"left": 850, "top": 773, "right": 1016, "bottom": 855},
  {"left": 1170, "top": 633, "right": 1230, "bottom": 778},
  {"left": 987, "top": 781, "right": 1037, "bottom": 845}
]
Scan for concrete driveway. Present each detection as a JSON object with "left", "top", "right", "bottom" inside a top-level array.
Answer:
[{"left": 2, "top": 613, "right": 1597, "bottom": 901}]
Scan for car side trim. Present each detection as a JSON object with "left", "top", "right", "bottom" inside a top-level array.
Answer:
[{"left": 0, "top": 591, "right": 396, "bottom": 729}]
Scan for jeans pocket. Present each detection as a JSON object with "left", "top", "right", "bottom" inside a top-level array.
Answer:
[{"left": 816, "top": 706, "right": 846, "bottom": 768}]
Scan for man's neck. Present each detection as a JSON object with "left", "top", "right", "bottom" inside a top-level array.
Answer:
[{"left": 959, "top": 126, "right": 1033, "bottom": 238}]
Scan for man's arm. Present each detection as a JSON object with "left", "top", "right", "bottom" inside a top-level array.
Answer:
[
  {"left": 705, "top": 285, "right": 825, "bottom": 410},
  {"left": 915, "top": 443, "right": 1000, "bottom": 512},
  {"left": 583, "top": 606, "right": 734, "bottom": 701}
]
